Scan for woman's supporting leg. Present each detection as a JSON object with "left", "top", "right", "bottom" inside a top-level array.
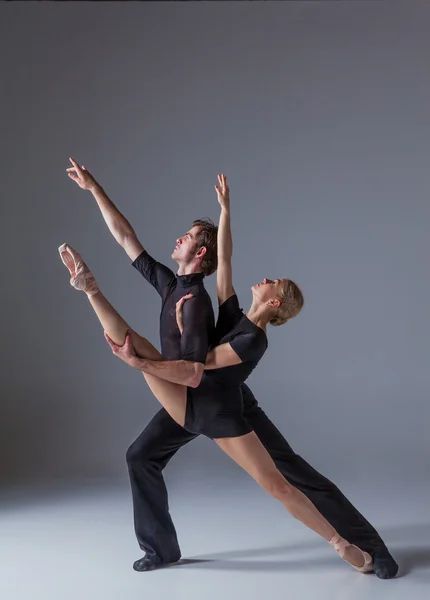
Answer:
[{"left": 215, "top": 432, "right": 371, "bottom": 570}]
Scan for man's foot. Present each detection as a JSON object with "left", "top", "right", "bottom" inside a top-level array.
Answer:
[
  {"left": 372, "top": 549, "right": 399, "bottom": 579},
  {"left": 133, "top": 555, "right": 180, "bottom": 572}
]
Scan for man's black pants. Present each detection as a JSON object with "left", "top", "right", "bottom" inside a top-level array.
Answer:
[{"left": 126, "top": 384, "right": 387, "bottom": 562}]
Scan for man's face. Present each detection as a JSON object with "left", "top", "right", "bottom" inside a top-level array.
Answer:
[{"left": 171, "top": 225, "right": 201, "bottom": 263}]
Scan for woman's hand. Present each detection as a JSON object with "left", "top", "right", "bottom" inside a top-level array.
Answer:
[
  {"left": 215, "top": 174, "right": 230, "bottom": 208},
  {"left": 175, "top": 293, "right": 194, "bottom": 334}
]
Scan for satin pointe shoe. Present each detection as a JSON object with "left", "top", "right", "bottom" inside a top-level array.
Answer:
[
  {"left": 58, "top": 243, "right": 99, "bottom": 296},
  {"left": 329, "top": 534, "right": 373, "bottom": 573}
]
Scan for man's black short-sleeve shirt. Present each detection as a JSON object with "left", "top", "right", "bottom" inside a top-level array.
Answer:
[{"left": 132, "top": 250, "right": 215, "bottom": 363}]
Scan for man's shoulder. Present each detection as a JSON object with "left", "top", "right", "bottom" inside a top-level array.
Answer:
[
  {"left": 197, "top": 286, "right": 214, "bottom": 308},
  {"left": 186, "top": 280, "right": 210, "bottom": 297}
]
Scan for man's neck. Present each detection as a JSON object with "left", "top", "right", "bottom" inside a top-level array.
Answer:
[{"left": 176, "top": 261, "right": 203, "bottom": 276}]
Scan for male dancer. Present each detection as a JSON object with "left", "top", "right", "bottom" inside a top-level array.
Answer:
[{"left": 66, "top": 158, "right": 398, "bottom": 578}]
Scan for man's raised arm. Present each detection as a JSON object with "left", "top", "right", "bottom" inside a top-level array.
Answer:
[
  {"left": 67, "top": 157, "right": 175, "bottom": 295},
  {"left": 67, "top": 157, "right": 144, "bottom": 261}
]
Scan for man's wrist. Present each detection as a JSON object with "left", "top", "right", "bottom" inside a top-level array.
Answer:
[
  {"left": 90, "top": 182, "right": 103, "bottom": 195},
  {"left": 138, "top": 358, "right": 149, "bottom": 371}
]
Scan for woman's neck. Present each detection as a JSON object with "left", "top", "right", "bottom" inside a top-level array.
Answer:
[{"left": 245, "top": 304, "right": 269, "bottom": 331}]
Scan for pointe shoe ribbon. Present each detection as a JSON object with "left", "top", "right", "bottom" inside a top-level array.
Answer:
[
  {"left": 58, "top": 243, "right": 100, "bottom": 296},
  {"left": 329, "top": 534, "right": 373, "bottom": 573}
]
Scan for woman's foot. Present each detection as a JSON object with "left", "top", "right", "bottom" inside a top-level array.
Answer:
[
  {"left": 58, "top": 243, "right": 99, "bottom": 296},
  {"left": 329, "top": 534, "right": 373, "bottom": 573}
]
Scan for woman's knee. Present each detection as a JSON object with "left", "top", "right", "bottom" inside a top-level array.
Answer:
[{"left": 262, "top": 471, "right": 294, "bottom": 502}]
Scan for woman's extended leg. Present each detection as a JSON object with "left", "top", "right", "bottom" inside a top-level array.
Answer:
[
  {"left": 59, "top": 243, "right": 187, "bottom": 425},
  {"left": 215, "top": 432, "right": 372, "bottom": 572}
]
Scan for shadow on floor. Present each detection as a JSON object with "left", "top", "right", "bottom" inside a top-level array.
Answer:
[
  {"left": 170, "top": 555, "right": 369, "bottom": 573},
  {"left": 181, "top": 522, "right": 430, "bottom": 576}
]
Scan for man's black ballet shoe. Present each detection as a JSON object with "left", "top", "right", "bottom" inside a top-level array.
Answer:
[
  {"left": 133, "top": 555, "right": 180, "bottom": 572},
  {"left": 371, "top": 551, "right": 399, "bottom": 579}
]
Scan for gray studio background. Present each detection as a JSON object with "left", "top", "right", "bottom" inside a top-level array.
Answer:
[{"left": 1, "top": 1, "right": 429, "bottom": 494}]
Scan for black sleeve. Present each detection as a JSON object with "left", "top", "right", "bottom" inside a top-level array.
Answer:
[
  {"left": 214, "top": 294, "right": 243, "bottom": 341},
  {"left": 180, "top": 297, "right": 212, "bottom": 364},
  {"left": 229, "top": 330, "right": 267, "bottom": 364},
  {"left": 132, "top": 250, "right": 176, "bottom": 298}
]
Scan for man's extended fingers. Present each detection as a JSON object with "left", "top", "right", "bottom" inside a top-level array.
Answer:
[
  {"left": 69, "top": 157, "right": 83, "bottom": 175},
  {"left": 67, "top": 163, "right": 91, "bottom": 177}
]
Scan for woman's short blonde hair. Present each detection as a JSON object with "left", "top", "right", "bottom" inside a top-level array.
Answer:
[{"left": 270, "top": 279, "right": 304, "bottom": 327}]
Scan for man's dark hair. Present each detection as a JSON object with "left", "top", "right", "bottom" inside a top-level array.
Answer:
[{"left": 192, "top": 218, "right": 218, "bottom": 276}]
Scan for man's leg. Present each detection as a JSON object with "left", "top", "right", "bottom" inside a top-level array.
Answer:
[
  {"left": 126, "top": 407, "right": 198, "bottom": 571},
  {"left": 240, "top": 384, "right": 398, "bottom": 579}
]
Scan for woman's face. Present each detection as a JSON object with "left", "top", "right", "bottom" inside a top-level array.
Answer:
[{"left": 251, "top": 278, "right": 287, "bottom": 305}]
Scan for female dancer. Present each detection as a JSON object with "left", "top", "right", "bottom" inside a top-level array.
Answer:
[{"left": 58, "top": 174, "right": 372, "bottom": 573}]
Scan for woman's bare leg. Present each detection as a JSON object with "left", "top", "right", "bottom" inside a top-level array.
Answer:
[
  {"left": 59, "top": 244, "right": 187, "bottom": 425},
  {"left": 87, "top": 290, "right": 187, "bottom": 426},
  {"left": 87, "top": 291, "right": 160, "bottom": 358},
  {"left": 215, "top": 432, "right": 368, "bottom": 569},
  {"left": 84, "top": 289, "right": 188, "bottom": 425}
]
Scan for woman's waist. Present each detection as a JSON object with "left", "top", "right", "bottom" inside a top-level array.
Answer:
[{"left": 201, "top": 371, "right": 246, "bottom": 388}]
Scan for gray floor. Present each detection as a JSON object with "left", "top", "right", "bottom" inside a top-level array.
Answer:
[{"left": 2, "top": 476, "right": 430, "bottom": 600}]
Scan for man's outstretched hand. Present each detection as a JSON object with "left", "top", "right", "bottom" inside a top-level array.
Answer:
[
  {"left": 104, "top": 330, "right": 143, "bottom": 370},
  {"left": 67, "top": 157, "right": 98, "bottom": 192}
]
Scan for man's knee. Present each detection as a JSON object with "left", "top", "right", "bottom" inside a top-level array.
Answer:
[{"left": 126, "top": 435, "right": 157, "bottom": 468}]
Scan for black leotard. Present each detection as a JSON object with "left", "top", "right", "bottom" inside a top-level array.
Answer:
[{"left": 184, "top": 294, "right": 268, "bottom": 439}]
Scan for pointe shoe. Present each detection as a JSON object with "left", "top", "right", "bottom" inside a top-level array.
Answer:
[
  {"left": 329, "top": 534, "right": 373, "bottom": 573},
  {"left": 58, "top": 243, "right": 99, "bottom": 296}
]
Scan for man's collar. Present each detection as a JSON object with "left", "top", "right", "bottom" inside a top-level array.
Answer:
[{"left": 176, "top": 272, "right": 205, "bottom": 287}]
